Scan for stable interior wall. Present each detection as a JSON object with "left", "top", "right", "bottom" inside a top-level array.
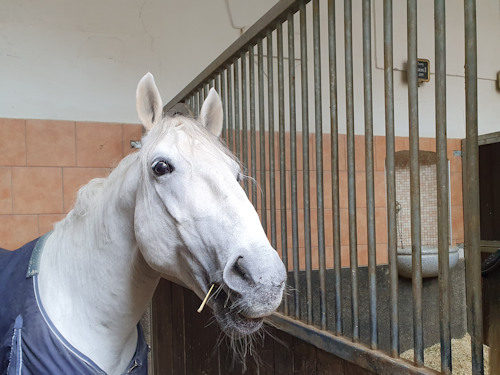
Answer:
[
  {"left": 0, "top": 118, "right": 464, "bottom": 269},
  {"left": 0, "top": 118, "right": 142, "bottom": 250}
]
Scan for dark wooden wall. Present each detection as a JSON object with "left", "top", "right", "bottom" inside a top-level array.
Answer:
[
  {"left": 479, "top": 141, "right": 500, "bottom": 241},
  {"left": 151, "top": 279, "right": 373, "bottom": 375}
]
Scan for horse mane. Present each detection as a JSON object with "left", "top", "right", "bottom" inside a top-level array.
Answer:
[{"left": 54, "top": 153, "right": 139, "bottom": 245}]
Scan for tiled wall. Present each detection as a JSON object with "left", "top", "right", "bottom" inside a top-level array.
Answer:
[
  {"left": 0, "top": 118, "right": 464, "bottom": 271},
  {"left": 0, "top": 118, "right": 143, "bottom": 250}
]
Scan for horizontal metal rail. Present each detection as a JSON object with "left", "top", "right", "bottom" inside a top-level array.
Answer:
[{"left": 270, "top": 313, "right": 439, "bottom": 375}]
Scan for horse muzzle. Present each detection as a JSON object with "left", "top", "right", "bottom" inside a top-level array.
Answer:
[{"left": 209, "top": 248, "right": 286, "bottom": 337}]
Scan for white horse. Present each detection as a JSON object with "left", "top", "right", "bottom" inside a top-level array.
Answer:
[{"left": 0, "top": 73, "right": 286, "bottom": 374}]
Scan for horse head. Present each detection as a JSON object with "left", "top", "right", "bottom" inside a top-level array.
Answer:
[{"left": 134, "top": 73, "right": 286, "bottom": 338}]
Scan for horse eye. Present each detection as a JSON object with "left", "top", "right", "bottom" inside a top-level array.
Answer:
[{"left": 152, "top": 160, "right": 174, "bottom": 176}]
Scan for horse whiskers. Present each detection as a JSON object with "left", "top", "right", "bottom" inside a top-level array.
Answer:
[
  {"left": 224, "top": 290, "right": 231, "bottom": 309},
  {"left": 213, "top": 283, "right": 225, "bottom": 297},
  {"left": 284, "top": 284, "right": 295, "bottom": 297},
  {"left": 260, "top": 321, "right": 288, "bottom": 349}
]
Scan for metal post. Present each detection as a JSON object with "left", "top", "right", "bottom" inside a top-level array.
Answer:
[
  {"left": 434, "top": 0, "right": 452, "bottom": 373},
  {"left": 383, "top": 0, "right": 399, "bottom": 358},
  {"left": 258, "top": 39, "right": 268, "bottom": 235},
  {"left": 277, "top": 21, "right": 288, "bottom": 315},
  {"left": 300, "top": 0, "right": 313, "bottom": 325},
  {"left": 407, "top": 0, "right": 424, "bottom": 366},
  {"left": 288, "top": 11, "right": 301, "bottom": 320},
  {"left": 241, "top": 52, "right": 249, "bottom": 195},
  {"left": 362, "top": 0, "right": 378, "bottom": 350},
  {"left": 249, "top": 45, "right": 258, "bottom": 207},
  {"left": 227, "top": 64, "right": 234, "bottom": 151},
  {"left": 328, "top": 0, "right": 342, "bottom": 336},
  {"left": 234, "top": 60, "right": 241, "bottom": 161},
  {"left": 267, "top": 29, "right": 278, "bottom": 251},
  {"left": 313, "top": 0, "right": 327, "bottom": 331},
  {"left": 464, "top": 0, "right": 484, "bottom": 373},
  {"left": 344, "top": 0, "right": 360, "bottom": 342}
]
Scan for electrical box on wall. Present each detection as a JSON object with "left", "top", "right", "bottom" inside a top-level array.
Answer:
[{"left": 417, "top": 59, "right": 430, "bottom": 83}]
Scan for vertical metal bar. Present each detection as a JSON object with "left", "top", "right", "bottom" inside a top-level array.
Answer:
[
  {"left": 300, "top": 0, "right": 313, "bottom": 325},
  {"left": 234, "top": 60, "right": 241, "bottom": 161},
  {"left": 407, "top": 0, "right": 424, "bottom": 366},
  {"left": 227, "top": 64, "right": 234, "bottom": 151},
  {"left": 194, "top": 90, "right": 199, "bottom": 115},
  {"left": 258, "top": 39, "right": 268, "bottom": 236},
  {"left": 328, "top": 0, "right": 342, "bottom": 336},
  {"left": 277, "top": 21, "right": 288, "bottom": 316},
  {"left": 202, "top": 84, "right": 207, "bottom": 104},
  {"left": 434, "top": 0, "right": 452, "bottom": 373},
  {"left": 344, "top": 0, "right": 359, "bottom": 342},
  {"left": 219, "top": 72, "right": 227, "bottom": 139},
  {"left": 241, "top": 52, "right": 249, "bottom": 195},
  {"left": 313, "top": 0, "right": 326, "bottom": 330},
  {"left": 249, "top": 45, "right": 258, "bottom": 207},
  {"left": 464, "top": 0, "right": 484, "bottom": 373},
  {"left": 288, "top": 12, "right": 300, "bottom": 320},
  {"left": 362, "top": 0, "right": 377, "bottom": 350},
  {"left": 214, "top": 75, "right": 220, "bottom": 93},
  {"left": 267, "top": 29, "right": 278, "bottom": 250},
  {"left": 383, "top": 0, "right": 399, "bottom": 358}
]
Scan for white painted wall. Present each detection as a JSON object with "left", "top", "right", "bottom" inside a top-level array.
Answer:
[
  {"left": 0, "top": 0, "right": 277, "bottom": 123},
  {"left": 0, "top": 0, "right": 498, "bottom": 138}
]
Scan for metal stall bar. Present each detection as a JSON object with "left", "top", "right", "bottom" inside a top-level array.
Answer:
[
  {"left": 287, "top": 11, "right": 301, "bottom": 319},
  {"left": 434, "top": 0, "right": 452, "bottom": 373},
  {"left": 312, "top": 0, "right": 327, "bottom": 331},
  {"left": 218, "top": 72, "right": 226, "bottom": 139},
  {"left": 227, "top": 64, "right": 234, "bottom": 150},
  {"left": 299, "top": 0, "right": 313, "bottom": 325},
  {"left": 249, "top": 45, "right": 258, "bottom": 207},
  {"left": 328, "top": 0, "right": 342, "bottom": 337},
  {"left": 277, "top": 21, "right": 289, "bottom": 315},
  {"left": 267, "top": 29, "right": 278, "bottom": 250},
  {"left": 344, "top": 0, "right": 360, "bottom": 342},
  {"left": 257, "top": 39, "right": 268, "bottom": 235},
  {"left": 362, "top": 0, "right": 378, "bottom": 350},
  {"left": 241, "top": 52, "right": 249, "bottom": 194},
  {"left": 464, "top": 0, "right": 484, "bottom": 373},
  {"left": 198, "top": 89, "right": 203, "bottom": 113},
  {"left": 234, "top": 60, "right": 241, "bottom": 161},
  {"left": 407, "top": 0, "right": 424, "bottom": 366},
  {"left": 193, "top": 90, "right": 199, "bottom": 116},
  {"left": 383, "top": 0, "right": 399, "bottom": 358}
]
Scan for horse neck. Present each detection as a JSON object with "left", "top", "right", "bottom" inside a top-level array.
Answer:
[{"left": 38, "top": 153, "right": 161, "bottom": 372}]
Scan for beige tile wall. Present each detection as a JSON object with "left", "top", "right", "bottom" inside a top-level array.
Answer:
[
  {"left": 0, "top": 118, "right": 142, "bottom": 250},
  {"left": 0, "top": 118, "right": 464, "bottom": 271}
]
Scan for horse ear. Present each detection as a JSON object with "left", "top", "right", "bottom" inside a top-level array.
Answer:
[
  {"left": 136, "top": 73, "right": 163, "bottom": 131},
  {"left": 199, "top": 88, "right": 223, "bottom": 137}
]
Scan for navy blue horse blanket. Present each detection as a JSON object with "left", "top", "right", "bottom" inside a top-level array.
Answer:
[{"left": 0, "top": 234, "right": 148, "bottom": 374}]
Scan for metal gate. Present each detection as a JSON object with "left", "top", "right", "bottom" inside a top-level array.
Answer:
[{"left": 165, "top": 0, "right": 485, "bottom": 373}]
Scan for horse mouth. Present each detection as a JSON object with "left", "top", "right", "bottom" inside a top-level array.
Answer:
[{"left": 209, "top": 284, "right": 264, "bottom": 338}]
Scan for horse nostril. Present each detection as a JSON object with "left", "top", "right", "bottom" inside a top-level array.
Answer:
[
  {"left": 272, "top": 280, "right": 285, "bottom": 288},
  {"left": 233, "top": 256, "right": 255, "bottom": 286}
]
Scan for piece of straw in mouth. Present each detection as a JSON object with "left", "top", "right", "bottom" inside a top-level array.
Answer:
[{"left": 197, "top": 284, "right": 215, "bottom": 313}]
